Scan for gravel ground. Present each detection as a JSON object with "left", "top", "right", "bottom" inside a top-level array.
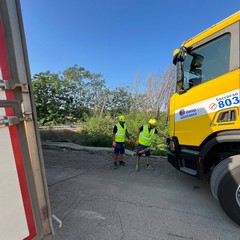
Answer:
[{"left": 42, "top": 146, "right": 240, "bottom": 240}]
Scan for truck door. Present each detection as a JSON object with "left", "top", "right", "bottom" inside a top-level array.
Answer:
[
  {"left": 0, "top": 1, "right": 54, "bottom": 239},
  {"left": 173, "top": 23, "right": 240, "bottom": 147}
]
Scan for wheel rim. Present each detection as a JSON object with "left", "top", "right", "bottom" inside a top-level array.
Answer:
[{"left": 236, "top": 185, "right": 240, "bottom": 207}]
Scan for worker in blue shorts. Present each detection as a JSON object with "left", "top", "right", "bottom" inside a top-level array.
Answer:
[
  {"left": 135, "top": 119, "right": 168, "bottom": 171},
  {"left": 112, "top": 115, "right": 131, "bottom": 169}
]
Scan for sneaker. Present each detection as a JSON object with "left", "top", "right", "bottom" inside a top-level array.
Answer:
[
  {"left": 146, "top": 164, "right": 153, "bottom": 170},
  {"left": 114, "top": 162, "right": 118, "bottom": 169},
  {"left": 136, "top": 164, "right": 139, "bottom": 172},
  {"left": 119, "top": 161, "right": 126, "bottom": 166}
]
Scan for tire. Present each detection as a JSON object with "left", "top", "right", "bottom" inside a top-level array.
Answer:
[
  {"left": 210, "top": 158, "right": 236, "bottom": 200},
  {"left": 210, "top": 155, "right": 240, "bottom": 225}
]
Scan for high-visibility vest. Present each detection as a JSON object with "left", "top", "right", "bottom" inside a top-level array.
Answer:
[
  {"left": 139, "top": 125, "right": 155, "bottom": 146},
  {"left": 115, "top": 123, "right": 127, "bottom": 142}
]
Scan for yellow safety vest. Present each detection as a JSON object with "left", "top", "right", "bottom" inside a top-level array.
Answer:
[
  {"left": 115, "top": 123, "right": 127, "bottom": 142},
  {"left": 139, "top": 125, "right": 155, "bottom": 146}
]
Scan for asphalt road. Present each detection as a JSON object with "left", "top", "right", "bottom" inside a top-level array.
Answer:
[{"left": 43, "top": 146, "right": 240, "bottom": 240}]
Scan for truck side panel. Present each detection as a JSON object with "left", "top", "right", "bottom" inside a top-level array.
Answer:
[{"left": 171, "top": 70, "right": 240, "bottom": 146}]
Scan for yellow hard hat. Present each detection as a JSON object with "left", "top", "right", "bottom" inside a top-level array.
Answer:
[
  {"left": 119, "top": 115, "right": 125, "bottom": 122},
  {"left": 149, "top": 119, "right": 156, "bottom": 125}
]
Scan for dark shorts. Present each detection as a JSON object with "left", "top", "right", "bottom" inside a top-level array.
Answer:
[
  {"left": 136, "top": 144, "right": 150, "bottom": 156},
  {"left": 114, "top": 143, "right": 125, "bottom": 155}
]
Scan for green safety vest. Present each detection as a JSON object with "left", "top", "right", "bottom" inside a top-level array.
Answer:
[
  {"left": 139, "top": 125, "right": 155, "bottom": 146},
  {"left": 115, "top": 123, "right": 127, "bottom": 142}
]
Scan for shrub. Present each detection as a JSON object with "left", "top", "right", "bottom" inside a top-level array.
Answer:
[{"left": 39, "top": 112, "right": 169, "bottom": 156}]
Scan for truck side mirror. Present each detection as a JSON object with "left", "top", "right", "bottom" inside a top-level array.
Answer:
[{"left": 176, "top": 61, "right": 184, "bottom": 90}]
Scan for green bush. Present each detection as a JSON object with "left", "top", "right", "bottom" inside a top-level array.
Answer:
[
  {"left": 39, "top": 112, "right": 169, "bottom": 156},
  {"left": 74, "top": 130, "right": 112, "bottom": 147}
]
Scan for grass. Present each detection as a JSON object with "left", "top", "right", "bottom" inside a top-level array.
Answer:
[
  {"left": 39, "top": 126, "right": 168, "bottom": 156},
  {"left": 39, "top": 127, "right": 112, "bottom": 147}
]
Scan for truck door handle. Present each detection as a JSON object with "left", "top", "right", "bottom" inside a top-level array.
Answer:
[{"left": 0, "top": 116, "right": 19, "bottom": 126}]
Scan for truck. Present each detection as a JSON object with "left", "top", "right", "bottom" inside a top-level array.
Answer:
[
  {"left": 168, "top": 11, "right": 240, "bottom": 225},
  {"left": 0, "top": 0, "right": 54, "bottom": 239}
]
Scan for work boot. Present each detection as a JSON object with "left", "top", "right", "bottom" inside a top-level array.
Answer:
[
  {"left": 146, "top": 164, "right": 153, "bottom": 170},
  {"left": 114, "top": 162, "right": 118, "bottom": 169},
  {"left": 119, "top": 160, "right": 126, "bottom": 166}
]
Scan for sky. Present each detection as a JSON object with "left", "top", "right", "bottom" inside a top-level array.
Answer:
[{"left": 20, "top": 0, "right": 239, "bottom": 89}]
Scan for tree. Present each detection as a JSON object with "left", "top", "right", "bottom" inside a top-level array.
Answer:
[
  {"left": 32, "top": 63, "right": 175, "bottom": 127},
  {"left": 140, "top": 72, "right": 165, "bottom": 118},
  {"left": 33, "top": 71, "right": 64, "bottom": 125},
  {"left": 62, "top": 65, "right": 90, "bottom": 119},
  {"left": 85, "top": 73, "right": 108, "bottom": 116},
  {"left": 155, "top": 64, "right": 175, "bottom": 120},
  {"left": 141, "top": 65, "right": 175, "bottom": 119},
  {"left": 108, "top": 87, "right": 133, "bottom": 116}
]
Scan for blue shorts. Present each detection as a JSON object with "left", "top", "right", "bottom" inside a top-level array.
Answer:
[
  {"left": 114, "top": 143, "right": 125, "bottom": 155},
  {"left": 136, "top": 144, "right": 150, "bottom": 156}
]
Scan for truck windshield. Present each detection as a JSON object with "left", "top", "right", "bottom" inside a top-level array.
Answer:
[{"left": 182, "top": 33, "right": 230, "bottom": 89}]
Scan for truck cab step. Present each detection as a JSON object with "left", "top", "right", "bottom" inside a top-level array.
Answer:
[{"left": 180, "top": 167, "right": 197, "bottom": 175}]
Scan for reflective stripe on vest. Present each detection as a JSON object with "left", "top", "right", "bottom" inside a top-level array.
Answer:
[
  {"left": 139, "top": 125, "right": 155, "bottom": 146},
  {"left": 115, "top": 123, "right": 127, "bottom": 142}
]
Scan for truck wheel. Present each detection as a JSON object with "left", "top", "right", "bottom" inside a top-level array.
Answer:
[
  {"left": 210, "top": 158, "right": 232, "bottom": 200},
  {"left": 210, "top": 155, "right": 240, "bottom": 225}
]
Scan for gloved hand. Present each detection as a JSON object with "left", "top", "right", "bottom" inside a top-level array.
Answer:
[
  {"left": 112, "top": 141, "right": 117, "bottom": 147},
  {"left": 165, "top": 136, "right": 170, "bottom": 145},
  {"left": 128, "top": 139, "right": 131, "bottom": 144},
  {"left": 135, "top": 140, "right": 139, "bottom": 146}
]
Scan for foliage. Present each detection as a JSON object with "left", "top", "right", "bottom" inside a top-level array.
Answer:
[
  {"left": 40, "top": 128, "right": 112, "bottom": 148},
  {"left": 109, "top": 87, "right": 133, "bottom": 116},
  {"left": 32, "top": 71, "right": 69, "bottom": 125},
  {"left": 74, "top": 130, "right": 112, "bottom": 147},
  {"left": 32, "top": 65, "right": 135, "bottom": 125},
  {"left": 82, "top": 114, "right": 113, "bottom": 136},
  {"left": 33, "top": 64, "right": 175, "bottom": 155},
  {"left": 40, "top": 112, "right": 169, "bottom": 155}
]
